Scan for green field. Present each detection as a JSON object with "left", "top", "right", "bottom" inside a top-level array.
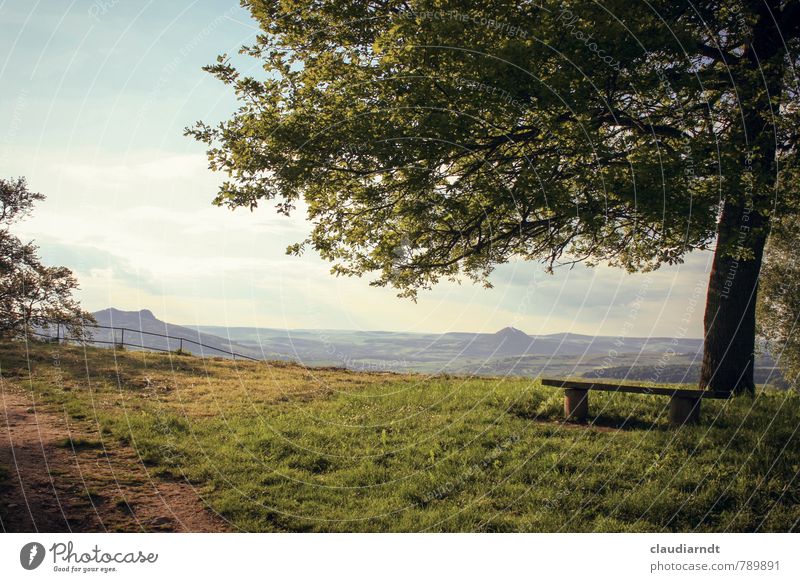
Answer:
[{"left": 1, "top": 341, "right": 798, "bottom": 532}]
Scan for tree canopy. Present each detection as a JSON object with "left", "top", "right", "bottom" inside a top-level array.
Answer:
[
  {"left": 189, "top": 0, "right": 800, "bottom": 392},
  {"left": 0, "top": 177, "right": 93, "bottom": 338}
]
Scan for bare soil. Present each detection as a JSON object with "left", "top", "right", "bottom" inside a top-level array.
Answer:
[{"left": 0, "top": 385, "right": 230, "bottom": 532}]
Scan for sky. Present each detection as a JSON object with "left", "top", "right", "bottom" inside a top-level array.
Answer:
[{"left": 0, "top": 0, "right": 714, "bottom": 336}]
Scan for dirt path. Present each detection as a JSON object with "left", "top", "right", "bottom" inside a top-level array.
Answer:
[{"left": 0, "top": 385, "right": 230, "bottom": 532}]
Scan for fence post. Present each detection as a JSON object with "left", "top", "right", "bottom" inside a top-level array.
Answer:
[
  {"left": 180, "top": 338, "right": 183, "bottom": 352},
  {"left": 56, "top": 324, "right": 60, "bottom": 344},
  {"left": 120, "top": 328, "right": 125, "bottom": 347}
]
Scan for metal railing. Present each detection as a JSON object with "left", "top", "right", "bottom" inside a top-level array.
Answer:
[{"left": 31, "top": 323, "right": 262, "bottom": 362}]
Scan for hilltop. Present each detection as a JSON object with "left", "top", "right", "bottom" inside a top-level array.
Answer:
[{"left": 90, "top": 308, "right": 259, "bottom": 359}]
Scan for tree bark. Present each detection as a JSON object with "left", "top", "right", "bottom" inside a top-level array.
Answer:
[
  {"left": 699, "top": 1, "right": 784, "bottom": 395},
  {"left": 699, "top": 201, "right": 767, "bottom": 395}
]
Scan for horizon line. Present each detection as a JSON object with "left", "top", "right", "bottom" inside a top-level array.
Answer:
[{"left": 92, "top": 307, "right": 706, "bottom": 341}]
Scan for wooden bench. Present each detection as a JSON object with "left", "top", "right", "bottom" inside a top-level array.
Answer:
[{"left": 540, "top": 379, "right": 731, "bottom": 425}]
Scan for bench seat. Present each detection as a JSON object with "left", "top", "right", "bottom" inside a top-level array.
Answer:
[{"left": 540, "top": 378, "right": 731, "bottom": 425}]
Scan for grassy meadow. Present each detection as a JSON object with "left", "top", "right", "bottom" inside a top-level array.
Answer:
[{"left": 1, "top": 340, "right": 798, "bottom": 532}]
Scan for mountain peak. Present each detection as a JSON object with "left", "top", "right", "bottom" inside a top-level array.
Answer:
[
  {"left": 138, "top": 309, "right": 157, "bottom": 320},
  {"left": 494, "top": 326, "right": 531, "bottom": 339},
  {"left": 93, "top": 307, "right": 158, "bottom": 321}
]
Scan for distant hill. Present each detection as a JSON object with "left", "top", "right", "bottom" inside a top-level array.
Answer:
[
  {"left": 84, "top": 309, "right": 783, "bottom": 386},
  {"left": 90, "top": 308, "right": 259, "bottom": 359},
  {"left": 187, "top": 321, "right": 710, "bottom": 378},
  {"left": 190, "top": 324, "right": 705, "bottom": 364}
]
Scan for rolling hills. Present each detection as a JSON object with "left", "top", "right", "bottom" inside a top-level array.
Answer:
[{"left": 82, "top": 308, "right": 783, "bottom": 386}]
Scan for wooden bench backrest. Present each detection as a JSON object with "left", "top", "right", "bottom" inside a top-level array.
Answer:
[{"left": 541, "top": 379, "right": 730, "bottom": 399}]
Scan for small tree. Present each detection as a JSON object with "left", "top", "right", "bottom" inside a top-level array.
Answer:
[{"left": 0, "top": 177, "right": 93, "bottom": 339}]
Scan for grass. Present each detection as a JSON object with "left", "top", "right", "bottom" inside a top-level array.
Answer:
[
  {"left": 54, "top": 437, "right": 104, "bottom": 451},
  {"left": 1, "top": 340, "right": 798, "bottom": 532}
]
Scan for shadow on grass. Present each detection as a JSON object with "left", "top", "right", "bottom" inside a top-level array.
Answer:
[
  {"left": 584, "top": 414, "right": 667, "bottom": 432},
  {"left": 510, "top": 403, "right": 667, "bottom": 432}
]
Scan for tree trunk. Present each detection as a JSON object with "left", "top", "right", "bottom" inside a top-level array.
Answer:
[
  {"left": 699, "top": 201, "right": 767, "bottom": 395},
  {"left": 698, "top": 1, "right": 784, "bottom": 396}
]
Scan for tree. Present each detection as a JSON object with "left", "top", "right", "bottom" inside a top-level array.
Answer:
[
  {"left": 757, "top": 213, "right": 800, "bottom": 389},
  {"left": 0, "top": 177, "right": 93, "bottom": 338},
  {"left": 188, "top": 0, "right": 800, "bottom": 394}
]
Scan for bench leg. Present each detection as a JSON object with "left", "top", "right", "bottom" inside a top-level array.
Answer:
[
  {"left": 669, "top": 396, "right": 701, "bottom": 425},
  {"left": 564, "top": 388, "right": 589, "bottom": 422}
]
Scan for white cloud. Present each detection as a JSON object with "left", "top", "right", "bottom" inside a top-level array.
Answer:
[
  {"left": 56, "top": 153, "right": 207, "bottom": 184},
  {"left": 6, "top": 149, "right": 713, "bottom": 335}
]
